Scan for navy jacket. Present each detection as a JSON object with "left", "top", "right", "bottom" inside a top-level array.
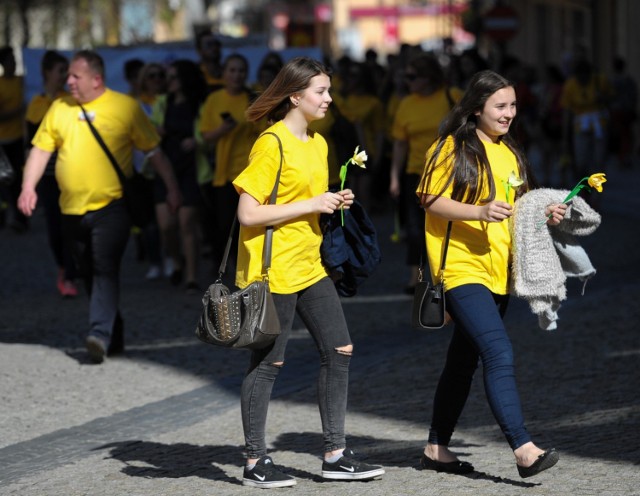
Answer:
[{"left": 320, "top": 200, "right": 381, "bottom": 297}]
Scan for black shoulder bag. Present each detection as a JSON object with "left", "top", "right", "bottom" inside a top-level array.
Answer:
[
  {"left": 195, "top": 132, "right": 283, "bottom": 350},
  {"left": 80, "top": 105, "right": 155, "bottom": 228},
  {"left": 411, "top": 221, "right": 452, "bottom": 329}
]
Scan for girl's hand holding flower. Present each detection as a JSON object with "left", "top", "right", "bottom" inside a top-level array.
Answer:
[
  {"left": 536, "top": 173, "right": 606, "bottom": 227},
  {"left": 337, "top": 188, "right": 354, "bottom": 209},
  {"left": 480, "top": 200, "right": 513, "bottom": 223},
  {"left": 545, "top": 203, "right": 568, "bottom": 226}
]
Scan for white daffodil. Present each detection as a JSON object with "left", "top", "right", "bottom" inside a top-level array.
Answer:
[
  {"left": 338, "top": 146, "right": 368, "bottom": 225},
  {"left": 503, "top": 171, "right": 524, "bottom": 202},
  {"left": 350, "top": 146, "right": 368, "bottom": 168},
  {"left": 507, "top": 171, "right": 524, "bottom": 188}
]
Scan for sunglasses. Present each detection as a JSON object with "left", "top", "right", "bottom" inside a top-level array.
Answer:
[
  {"left": 147, "top": 72, "right": 165, "bottom": 79},
  {"left": 404, "top": 73, "right": 419, "bottom": 81}
]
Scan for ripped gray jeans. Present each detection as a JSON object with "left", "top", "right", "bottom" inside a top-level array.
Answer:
[{"left": 240, "top": 277, "right": 352, "bottom": 458}]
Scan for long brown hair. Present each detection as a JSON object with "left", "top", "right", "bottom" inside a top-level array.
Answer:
[
  {"left": 418, "top": 69, "right": 535, "bottom": 206},
  {"left": 245, "top": 56, "right": 331, "bottom": 123}
]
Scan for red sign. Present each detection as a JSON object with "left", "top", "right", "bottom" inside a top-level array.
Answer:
[{"left": 483, "top": 5, "right": 519, "bottom": 42}]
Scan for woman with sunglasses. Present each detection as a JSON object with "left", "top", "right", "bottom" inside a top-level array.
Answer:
[
  {"left": 153, "top": 60, "right": 208, "bottom": 292},
  {"left": 389, "top": 53, "right": 463, "bottom": 293}
]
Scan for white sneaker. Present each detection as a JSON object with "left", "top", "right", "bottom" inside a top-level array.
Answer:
[{"left": 145, "top": 265, "right": 162, "bottom": 280}]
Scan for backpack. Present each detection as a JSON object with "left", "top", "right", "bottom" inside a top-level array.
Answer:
[{"left": 320, "top": 200, "right": 382, "bottom": 297}]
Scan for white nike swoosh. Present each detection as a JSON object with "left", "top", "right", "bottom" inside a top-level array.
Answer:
[
  {"left": 339, "top": 465, "right": 355, "bottom": 472},
  {"left": 255, "top": 474, "right": 266, "bottom": 481}
]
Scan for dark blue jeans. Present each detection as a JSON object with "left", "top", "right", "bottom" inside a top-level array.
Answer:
[
  {"left": 37, "top": 175, "right": 76, "bottom": 280},
  {"left": 62, "top": 199, "right": 131, "bottom": 346},
  {"left": 428, "top": 284, "right": 531, "bottom": 450},
  {"left": 241, "top": 277, "right": 352, "bottom": 458}
]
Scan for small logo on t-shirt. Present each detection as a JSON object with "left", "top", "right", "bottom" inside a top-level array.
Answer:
[{"left": 78, "top": 110, "right": 96, "bottom": 122}]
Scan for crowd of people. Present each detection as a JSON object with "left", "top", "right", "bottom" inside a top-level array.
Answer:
[
  {"left": 1, "top": 34, "right": 637, "bottom": 486},
  {"left": 2, "top": 41, "right": 637, "bottom": 293}
]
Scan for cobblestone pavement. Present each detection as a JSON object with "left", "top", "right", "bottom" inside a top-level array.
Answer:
[{"left": 1, "top": 165, "right": 639, "bottom": 495}]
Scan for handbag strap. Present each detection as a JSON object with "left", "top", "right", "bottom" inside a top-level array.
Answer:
[
  {"left": 217, "top": 131, "right": 284, "bottom": 280},
  {"left": 419, "top": 220, "right": 452, "bottom": 283},
  {"left": 440, "top": 221, "right": 453, "bottom": 273},
  {"left": 79, "top": 104, "right": 127, "bottom": 185}
]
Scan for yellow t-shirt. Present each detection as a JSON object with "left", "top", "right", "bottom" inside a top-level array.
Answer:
[
  {"left": 25, "top": 91, "right": 68, "bottom": 125},
  {"left": 0, "top": 76, "right": 24, "bottom": 141},
  {"left": 200, "top": 63, "right": 224, "bottom": 90},
  {"left": 339, "top": 94, "right": 385, "bottom": 161},
  {"left": 560, "top": 73, "right": 612, "bottom": 115},
  {"left": 385, "top": 92, "right": 403, "bottom": 139},
  {"left": 392, "top": 87, "right": 463, "bottom": 175},
  {"left": 32, "top": 89, "right": 161, "bottom": 215},
  {"left": 418, "top": 136, "right": 519, "bottom": 295},
  {"left": 199, "top": 89, "right": 258, "bottom": 186},
  {"left": 233, "top": 121, "right": 329, "bottom": 294}
]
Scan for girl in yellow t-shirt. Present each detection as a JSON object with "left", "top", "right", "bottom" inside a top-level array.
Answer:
[
  {"left": 416, "top": 70, "right": 567, "bottom": 479},
  {"left": 200, "top": 54, "right": 259, "bottom": 269},
  {"left": 232, "top": 57, "right": 385, "bottom": 488}
]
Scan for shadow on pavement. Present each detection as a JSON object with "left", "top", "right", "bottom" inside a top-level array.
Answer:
[
  {"left": 95, "top": 440, "right": 244, "bottom": 483},
  {"left": 2, "top": 187, "right": 639, "bottom": 467}
]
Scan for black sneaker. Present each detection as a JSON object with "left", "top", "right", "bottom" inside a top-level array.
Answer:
[
  {"left": 322, "top": 449, "right": 385, "bottom": 480},
  {"left": 242, "top": 456, "right": 297, "bottom": 488}
]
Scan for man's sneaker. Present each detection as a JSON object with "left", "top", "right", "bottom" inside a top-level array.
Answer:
[
  {"left": 85, "top": 335, "right": 107, "bottom": 364},
  {"left": 322, "top": 449, "right": 385, "bottom": 480},
  {"left": 242, "top": 456, "right": 297, "bottom": 488}
]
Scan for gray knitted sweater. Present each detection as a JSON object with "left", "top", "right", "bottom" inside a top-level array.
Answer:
[{"left": 511, "top": 188, "right": 601, "bottom": 330}]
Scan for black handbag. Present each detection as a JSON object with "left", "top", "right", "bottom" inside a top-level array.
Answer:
[
  {"left": 80, "top": 105, "right": 155, "bottom": 228},
  {"left": 411, "top": 221, "right": 452, "bottom": 330},
  {"left": 195, "top": 132, "right": 283, "bottom": 350}
]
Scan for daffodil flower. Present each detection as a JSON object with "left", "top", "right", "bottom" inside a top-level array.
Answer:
[
  {"left": 339, "top": 146, "right": 367, "bottom": 225},
  {"left": 561, "top": 172, "right": 607, "bottom": 203},
  {"left": 587, "top": 172, "right": 606, "bottom": 192},
  {"left": 502, "top": 171, "right": 524, "bottom": 203},
  {"left": 537, "top": 172, "right": 606, "bottom": 227}
]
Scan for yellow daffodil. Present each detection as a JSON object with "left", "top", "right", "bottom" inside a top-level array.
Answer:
[
  {"left": 537, "top": 171, "right": 607, "bottom": 227},
  {"left": 339, "top": 146, "right": 368, "bottom": 225},
  {"left": 563, "top": 172, "right": 607, "bottom": 202},
  {"left": 587, "top": 172, "right": 607, "bottom": 192}
]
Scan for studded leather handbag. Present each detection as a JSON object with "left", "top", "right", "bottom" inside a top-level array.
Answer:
[{"left": 195, "top": 132, "right": 283, "bottom": 350}]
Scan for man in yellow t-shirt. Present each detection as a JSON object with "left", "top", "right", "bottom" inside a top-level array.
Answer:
[{"left": 17, "top": 50, "right": 182, "bottom": 364}]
